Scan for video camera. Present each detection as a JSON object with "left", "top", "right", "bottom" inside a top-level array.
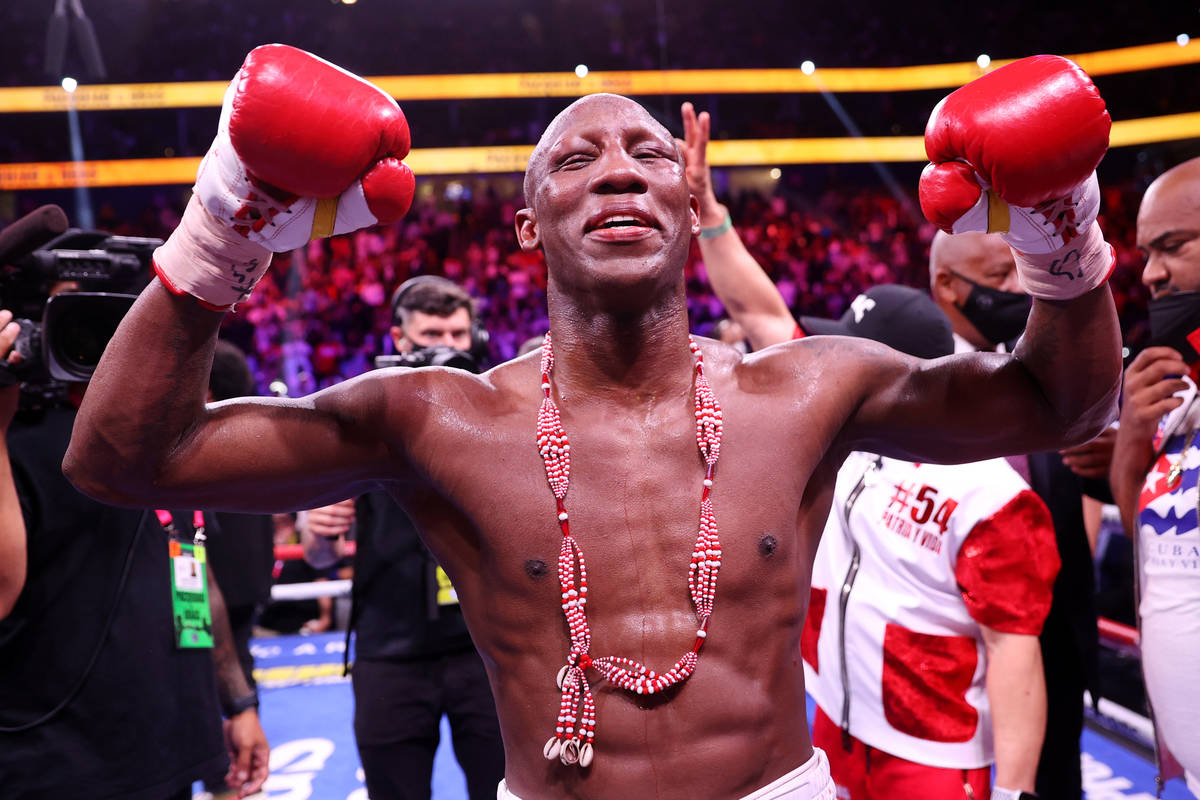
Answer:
[
  {"left": 374, "top": 346, "right": 479, "bottom": 374},
  {"left": 0, "top": 205, "right": 157, "bottom": 393}
]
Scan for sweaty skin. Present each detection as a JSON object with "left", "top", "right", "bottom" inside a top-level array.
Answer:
[{"left": 66, "top": 94, "right": 1121, "bottom": 800}]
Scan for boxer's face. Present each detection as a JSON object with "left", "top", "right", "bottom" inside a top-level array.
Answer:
[
  {"left": 1138, "top": 174, "right": 1200, "bottom": 299},
  {"left": 516, "top": 95, "right": 699, "bottom": 299}
]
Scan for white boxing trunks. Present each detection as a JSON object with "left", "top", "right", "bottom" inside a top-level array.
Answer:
[{"left": 497, "top": 747, "right": 836, "bottom": 800}]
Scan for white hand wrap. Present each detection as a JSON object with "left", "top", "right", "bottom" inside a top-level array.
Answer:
[
  {"left": 1012, "top": 220, "right": 1115, "bottom": 301},
  {"left": 949, "top": 170, "right": 1113, "bottom": 301},
  {"left": 154, "top": 76, "right": 388, "bottom": 310},
  {"left": 152, "top": 194, "right": 272, "bottom": 310}
]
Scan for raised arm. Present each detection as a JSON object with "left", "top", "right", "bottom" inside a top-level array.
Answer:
[
  {"left": 838, "top": 282, "right": 1119, "bottom": 463},
  {"left": 677, "top": 103, "right": 796, "bottom": 350},
  {"left": 67, "top": 285, "right": 405, "bottom": 511},
  {"left": 840, "top": 56, "right": 1122, "bottom": 461},
  {"left": 64, "top": 45, "right": 420, "bottom": 513}
]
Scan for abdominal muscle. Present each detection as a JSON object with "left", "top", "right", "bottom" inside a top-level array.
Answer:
[{"left": 490, "top": 606, "right": 814, "bottom": 800}]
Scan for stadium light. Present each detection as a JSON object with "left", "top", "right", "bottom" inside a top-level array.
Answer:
[
  {"left": 800, "top": 60, "right": 815, "bottom": 75},
  {"left": 1179, "top": 34, "right": 1190, "bottom": 47},
  {"left": 61, "top": 76, "right": 77, "bottom": 93},
  {"left": 977, "top": 54, "right": 991, "bottom": 69},
  {"left": 575, "top": 64, "right": 589, "bottom": 78},
  {"left": 342, "top": 0, "right": 357, "bottom": 5}
]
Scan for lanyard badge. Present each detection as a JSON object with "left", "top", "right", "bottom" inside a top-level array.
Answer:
[
  {"left": 434, "top": 565, "right": 458, "bottom": 607},
  {"left": 158, "top": 509, "right": 213, "bottom": 649}
]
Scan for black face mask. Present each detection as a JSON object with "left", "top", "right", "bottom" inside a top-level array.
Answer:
[
  {"left": 952, "top": 273, "right": 1032, "bottom": 346},
  {"left": 1149, "top": 291, "right": 1200, "bottom": 363}
]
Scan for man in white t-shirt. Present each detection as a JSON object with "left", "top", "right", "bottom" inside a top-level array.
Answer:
[{"left": 1111, "top": 156, "right": 1200, "bottom": 797}]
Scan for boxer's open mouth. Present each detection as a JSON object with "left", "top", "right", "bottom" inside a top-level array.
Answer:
[{"left": 584, "top": 206, "right": 660, "bottom": 235}]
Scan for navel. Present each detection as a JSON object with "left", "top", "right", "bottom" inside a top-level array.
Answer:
[
  {"left": 758, "top": 534, "right": 778, "bottom": 558},
  {"left": 525, "top": 558, "right": 550, "bottom": 579}
]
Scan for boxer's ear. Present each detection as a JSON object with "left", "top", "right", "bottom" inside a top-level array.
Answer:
[
  {"left": 932, "top": 269, "right": 957, "bottom": 305},
  {"left": 515, "top": 208, "right": 541, "bottom": 251}
]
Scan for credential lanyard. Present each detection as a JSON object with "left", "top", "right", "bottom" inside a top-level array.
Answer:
[{"left": 157, "top": 509, "right": 213, "bottom": 649}]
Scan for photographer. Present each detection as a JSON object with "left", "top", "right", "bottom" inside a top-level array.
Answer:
[
  {"left": 386, "top": 274, "right": 483, "bottom": 366},
  {"left": 0, "top": 209, "right": 267, "bottom": 800},
  {"left": 300, "top": 275, "right": 504, "bottom": 800}
]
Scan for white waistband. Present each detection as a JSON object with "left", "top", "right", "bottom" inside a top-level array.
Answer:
[{"left": 497, "top": 747, "right": 835, "bottom": 800}]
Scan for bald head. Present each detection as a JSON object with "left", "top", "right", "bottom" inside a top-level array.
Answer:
[
  {"left": 522, "top": 94, "right": 677, "bottom": 204},
  {"left": 1138, "top": 157, "right": 1200, "bottom": 241},
  {"left": 928, "top": 231, "right": 1014, "bottom": 288},
  {"left": 511, "top": 91, "right": 697, "bottom": 306},
  {"left": 928, "top": 230, "right": 1023, "bottom": 349},
  {"left": 1142, "top": 157, "right": 1200, "bottom": 215},
  {"left": 1138, "top": 156, "right": 1200, "bottom": 298}
]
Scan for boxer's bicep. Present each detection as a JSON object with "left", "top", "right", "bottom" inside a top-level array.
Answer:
[
  {"left": 154, "top": 368, "right": 436, "bottom": 513},
  {"left": 845, "top": 347, "right": 1075, "bottom": 463}
]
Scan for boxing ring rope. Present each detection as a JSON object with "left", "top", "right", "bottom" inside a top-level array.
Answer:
[
  {"left": 273, "top": 542, "right": 356, "bottom": 562},
  {"left": 269, "top": 539, "right": 1147, "bottom": 644},
  {"left": 269, "top": 542, "right": 356, "bottom": 602},
  {"left": 270, "top": 579, "right": 353, "bottom": 602},
  {"left": 1098, "top": 615, "right": 1140, "bottom": 650}
]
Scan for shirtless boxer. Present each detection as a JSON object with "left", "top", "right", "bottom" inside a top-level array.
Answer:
[{"left": 65, "top": 47, "right": 1121, "bottom": 800}]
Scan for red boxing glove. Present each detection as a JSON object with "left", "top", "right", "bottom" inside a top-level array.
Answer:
[
  {"left": 154, "top": 44, "right": 416, "bottom": 309},
  {"left": 229, "top": 44, "right": 411, "bottom": 199},
  {"left": 919, "top": 56, "right": 1115, "bottom": 300}
]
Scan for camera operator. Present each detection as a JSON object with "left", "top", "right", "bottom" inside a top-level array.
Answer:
[
  {"left": 0, "top": 208, "right": 268, "bottom": 800},
  {"left": 300, "top": 275, "right": 504, "bottom": 800}
]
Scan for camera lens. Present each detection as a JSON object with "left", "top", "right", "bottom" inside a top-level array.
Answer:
[{"left": 44, "top": 293, "right": 136, "bottom": 381}]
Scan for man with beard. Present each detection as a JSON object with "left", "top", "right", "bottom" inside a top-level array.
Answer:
[{"left": 1110, "top": 156, "right": 1200, "bottom": 797}]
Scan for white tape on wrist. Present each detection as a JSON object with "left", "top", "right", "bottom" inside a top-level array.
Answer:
[
  {"left": 1014, "top": 221, "right": 1115, "bottom": 301},
  {"left": 153, "top": 194, "right": 272, "bottom": 310}
]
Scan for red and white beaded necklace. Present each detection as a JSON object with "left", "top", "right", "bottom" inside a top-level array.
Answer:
[{"left": 536, "top": 333, "right": 724, "bottom": 769}]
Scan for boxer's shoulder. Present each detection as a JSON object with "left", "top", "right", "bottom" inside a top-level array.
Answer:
[
  {"left": 722, "top": 333, "right": 903, "bottom": 398},
  {"left": 367, "top": 356, "right": 537, "bottom": 419}
]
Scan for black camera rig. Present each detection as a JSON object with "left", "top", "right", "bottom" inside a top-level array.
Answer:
[{"left": 0, "top": 206, "right": 157, "bottom": 397}]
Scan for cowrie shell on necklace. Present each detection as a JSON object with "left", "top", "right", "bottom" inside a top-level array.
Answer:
[{"left": 543, "top": 737, "right": 562, "bottom": 761}]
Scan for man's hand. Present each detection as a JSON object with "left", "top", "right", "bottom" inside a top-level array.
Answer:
[
  {"left": 298, "top": 498, "right": 355, "bottom": 570},
  {"left": 0, "top": 309, "right": 24, "bottom": 619},
  {"left": 0, "top": 309, "right": 22, "bottom": 430},
  {"left": 303, "top": 498, "right": 355, "bottom": 539},
  {"left": 1119, "top": 347, "right": 1190, "bottom": 443},
  {"left": 224, "top": 708, "right": 270, "bottom": 798},
  {"left": 1060, "top": 425, "right": 1117, "bottom": 479},
  {"left": 677, "top": 102, "right": 726, "bottom": 228},
  {"left": 1110, "top": 347, "right": 1190, "bottom": 536}
]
